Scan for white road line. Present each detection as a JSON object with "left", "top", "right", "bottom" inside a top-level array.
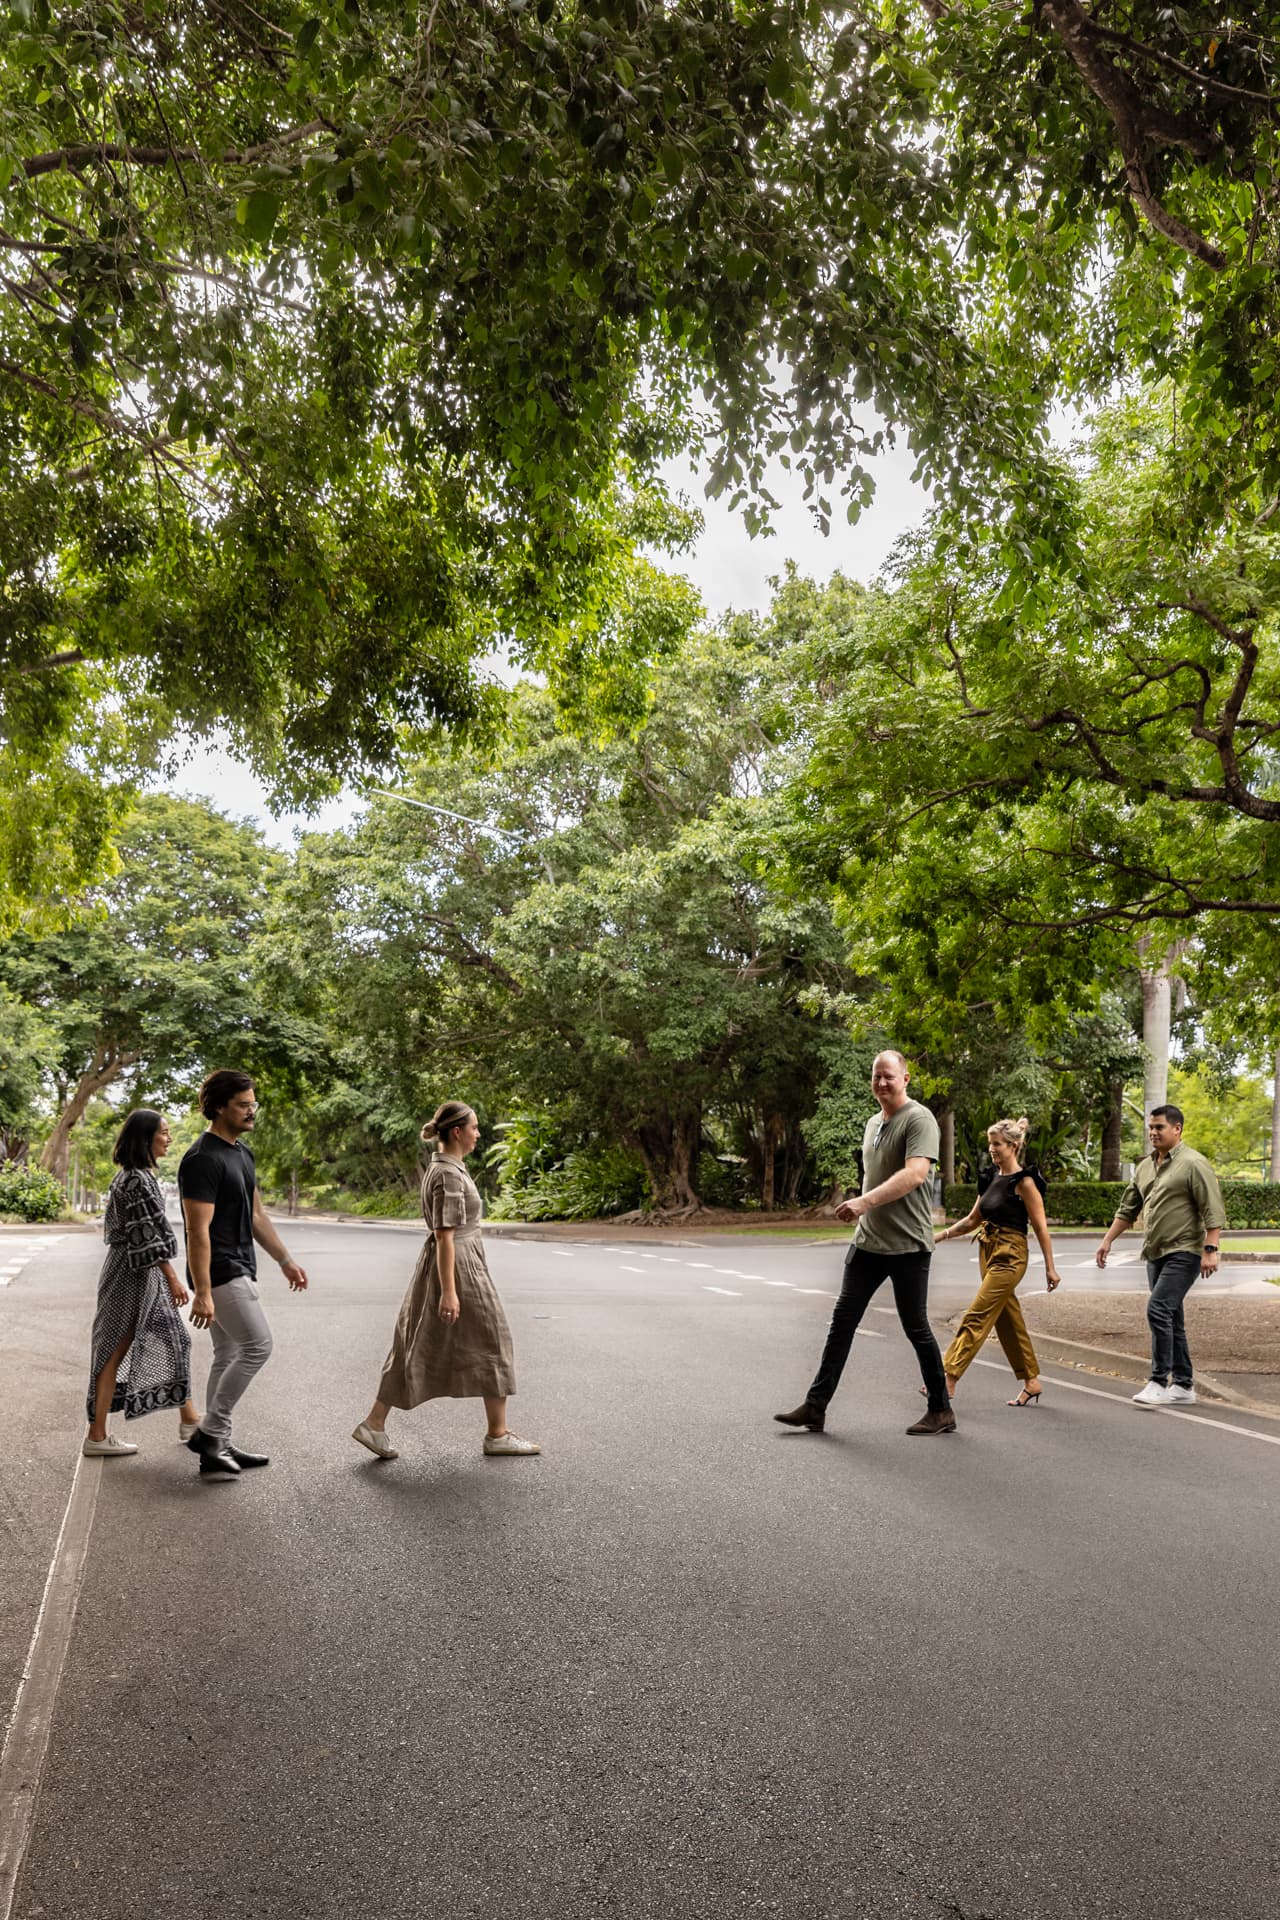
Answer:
[
  {"left": 859, "top": 1329, "right": 886, "bottom": 1338},
  {"left": 797, "top": 1288, "right": 834, "bottom": 1297},
  {"left": 971, "top": 1358, "right": 1280, "bottom": 1448},
  {"left": 0, "top": 1452, "right": 101, "bottom": 1920},
  {"left": 703, "top": 1286, "right": 741, "bottom": 1297},
  {"left": 872, "top": 1306, "right": 897, "bottom": 1315},
  {"left": 547, "top": 1249, "right": 576, "bottom": 1258},
  {"left": 763, "top": 1281, "right": 796, "bottom": 1288},
  {"left": 684, "top": 1262, "right": 712, "bottom": 1269},
  {"left": 619, "top": 1266, "right": 645, "bottom": 1274}
]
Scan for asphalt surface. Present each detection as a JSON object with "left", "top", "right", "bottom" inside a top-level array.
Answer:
[{"left": 3, "top": 1221, "right": 1279, "bottom": 1920}]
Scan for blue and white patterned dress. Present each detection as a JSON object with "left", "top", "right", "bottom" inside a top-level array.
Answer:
[{"left": 86, "top": 1168, "right": 191, "bottom": 1422}]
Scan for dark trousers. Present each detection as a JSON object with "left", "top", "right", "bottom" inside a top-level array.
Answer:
[
  {"left": 1146, "top": 1249, "right": 1199, "bottom": 1388},
  {"left": 807, "top": 1245, "right": 950, "bottom": 1414}
]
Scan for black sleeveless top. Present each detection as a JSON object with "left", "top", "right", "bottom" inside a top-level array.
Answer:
[{"left": 977, "top": 1164, "right": 1046, "bottom": 1233}]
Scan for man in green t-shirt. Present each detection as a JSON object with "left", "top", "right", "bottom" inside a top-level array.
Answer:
[{"left": 775, "top": 1050, "right": 955, "bottom": 1436}]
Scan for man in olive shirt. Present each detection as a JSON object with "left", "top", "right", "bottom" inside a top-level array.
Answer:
[
  {"left": 775, "top": 1050, "right": 955, "bottom": 1437},
  {"left": 1096, "top": 1103, "right": 1227, "bottom": 1409}
]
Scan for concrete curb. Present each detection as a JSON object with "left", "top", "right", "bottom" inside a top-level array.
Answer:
[{"left": 1003, "top": 1329, "right": 1280, "bottom": 1422}]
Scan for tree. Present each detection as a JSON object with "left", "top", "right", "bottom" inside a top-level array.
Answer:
[
  {"left": 786, "top": 402, "right": 1280, "bottom": 970},
  {"left": 0, "top": 793, "right": 323, "bottom": 1179},
  {"left": 0, "top": 985, "right": 52, "bottom": 1162},
  {"left": 259, "top": 624, "right": 867, "bottom": 1212}
]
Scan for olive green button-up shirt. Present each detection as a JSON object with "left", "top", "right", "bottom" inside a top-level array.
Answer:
[{"left": 1116, "top": 1144, "right": 1227, "bottom": 1261}]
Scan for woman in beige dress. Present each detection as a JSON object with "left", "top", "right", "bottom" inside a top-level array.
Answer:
[{"left": 352, "top": 1101, "right": 539, "bottom": 1461}]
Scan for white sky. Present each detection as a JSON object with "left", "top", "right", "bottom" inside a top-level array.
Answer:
[{"left": 159, "top": 436, "right": 932, "bottom": 846}]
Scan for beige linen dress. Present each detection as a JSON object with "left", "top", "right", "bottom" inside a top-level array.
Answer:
[{"left": 377, "top": 1156, "right": 516, "bottom": 1408}]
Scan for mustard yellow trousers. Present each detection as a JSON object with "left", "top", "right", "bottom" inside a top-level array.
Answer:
[{"left": 943, "top": 1225, "right": 1040, "bottom": 1382}]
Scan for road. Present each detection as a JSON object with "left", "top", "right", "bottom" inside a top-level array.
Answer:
[{"left": 2, "top": 1219, "right": 1278, "bottom": 1920}]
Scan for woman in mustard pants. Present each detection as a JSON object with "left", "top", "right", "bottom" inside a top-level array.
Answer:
[{"left": 934, "top": 1116, "right": 1063, "bottom": 1405}]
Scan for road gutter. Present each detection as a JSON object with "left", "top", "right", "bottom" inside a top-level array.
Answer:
[{"left": 0, "top": 1453, "right": 101, "bottom": 1920}]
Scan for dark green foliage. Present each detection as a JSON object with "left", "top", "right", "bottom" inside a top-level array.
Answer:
[
  {"left": 0, "top": 1162, "right": 64, "bottom": 1222},
  {"left": 945, "top": 1181, "right": 1280, "bottom": 1229}
]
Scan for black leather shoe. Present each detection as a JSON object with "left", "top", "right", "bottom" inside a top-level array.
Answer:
[
  {"left": 226, "top": 1446, "right": 269, "bottom": 1469},
  {"left": 198, "top": 1447, "right": 241, "bottom": 1479},
  {"left": 773, "top": 1403, "right": 825, "bottom": 1433},
  {"left": 186, "top": 1427, "right": 218, "bottom": 1456},
  {"left": 906, "top": 1408, "right": 956, "bottom": 1435}
]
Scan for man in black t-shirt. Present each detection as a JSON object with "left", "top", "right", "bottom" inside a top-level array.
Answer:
[{"left": 177, "top": 1068, "right": 308, "bottom": 1480}]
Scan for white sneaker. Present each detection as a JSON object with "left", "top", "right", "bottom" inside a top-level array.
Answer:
[
  {"left": 179, "top": 1420, "right": 200, "bottom": 1443},
  {"left": 1132, "top": 1381, "right": 1172, "bottom": 1408},
  {"left": 82, "top": 1434, "right": 139, "bottom": 1457},
  {"left": 483, "top": 1432, "right": 541, "bottom": 1456},
  {"left": 352, "top": 1421, "right": 399, "bottom": 1460},
  {"left": 1164, "top": 1384, "right": 1198, "bottom": 1405}
]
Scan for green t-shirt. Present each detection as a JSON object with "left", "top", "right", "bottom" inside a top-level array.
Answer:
[{"left": 854, "top": 1099, "right": 941, "bottom": 1255}]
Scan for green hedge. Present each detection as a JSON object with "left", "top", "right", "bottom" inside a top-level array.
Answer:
[
  {"left": 944, "top": 1179, "right": 1280, "bottom": 1229},
  {"left": 0, "top": 1163, "right": 64, "bottom": 1223}
]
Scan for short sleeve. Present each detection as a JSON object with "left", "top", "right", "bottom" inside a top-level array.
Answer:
[
  {"left": 426, "top": 1163, "right": 468, "bottom": 1231},
  {"left": 179, "top": 1150, "right": 221, "bottom": 1207},
  {"left": 903, "top": 1106, "right": 940, "bottom": 1163}
]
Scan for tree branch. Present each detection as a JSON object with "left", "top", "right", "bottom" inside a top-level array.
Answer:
[
  {"left": 21, "top": 119, "right": 332, "bottom": 179},
  {"left": 1039, "top": 0, "right": 1227, "bottom": 270}
]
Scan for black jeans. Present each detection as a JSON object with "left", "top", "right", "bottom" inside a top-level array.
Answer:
[
  {"left": 807, "top": 1245, "right": 950, "bottom": 1414},
  {"left": 1146, "top": 1249, "right": 1200, "bottom": 1388}
]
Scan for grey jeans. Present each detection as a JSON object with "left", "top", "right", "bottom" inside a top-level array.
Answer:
[{"left": 203, "top": 1273, "right": 273, "bottom": 1443}]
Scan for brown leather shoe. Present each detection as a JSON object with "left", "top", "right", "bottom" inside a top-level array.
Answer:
[
  {"left": 773, "top": 1403, "right": 825, "bottom": 1433},
  {"left": 906, "top": 1408, "right": 956, "bottom": 1436}
]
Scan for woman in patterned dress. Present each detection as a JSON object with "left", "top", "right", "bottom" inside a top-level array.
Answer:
[
  {"left": 352, "top": 1101, "right": 539, "bottom": 1462},
  {"left": 83, "top": 1109, "right": 200, "bottom": 1458}
]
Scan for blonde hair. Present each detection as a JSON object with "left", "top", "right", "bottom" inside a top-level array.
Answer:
[
  {"left": 420, "top": 1101, "right": 474, "bottom": 1148},
  {"left": 987, "top": 1115, "right": 1029, "bottom": 1149}
]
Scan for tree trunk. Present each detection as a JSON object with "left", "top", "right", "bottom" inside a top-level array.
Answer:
[
  {"left": 938, "top": 1107, "right": 956, "bottom": 1187},
  {"left": 627, "top": 1107, "right": 703, "bottom": 1213},
  {"left": 39, "top": 1048, "right": 137, "bottom": 1183},
  {"left": 1271, "top": 1044, "right": 1280, "bottom": 1182},
  {"left": 1099, "top": 1078, "right": 1125, "bottom": 1182},
  {"left": 1136, "top": 937, "right": 1188, "bottom": 1116},
  {"left": 759, "top": 1109, "right": 779, "bottom": 1211}
]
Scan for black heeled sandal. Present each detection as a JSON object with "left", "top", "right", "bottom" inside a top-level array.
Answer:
[{"left": 1008, "top": 1385, "right": 1042, "bottom": 1406}]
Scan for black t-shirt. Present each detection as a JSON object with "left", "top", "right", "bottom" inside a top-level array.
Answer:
[
  {"left": 178, "top": 1132, "right": 257, "bottom": 1285},
  {"left": 978, "top": 1165, "right": 1046, "bottom": 1233}
]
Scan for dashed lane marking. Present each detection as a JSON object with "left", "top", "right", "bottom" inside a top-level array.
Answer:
[
  {"left": 0, "top": 1237, "right": 68, "bottom": 1288},
  {"left": 703, "top": 1286, "right": 742, "bottom": 1297}
]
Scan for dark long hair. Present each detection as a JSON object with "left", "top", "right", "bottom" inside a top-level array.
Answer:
[{"left": 112, "top": 1108, "right": 165, "bottom": 1169}]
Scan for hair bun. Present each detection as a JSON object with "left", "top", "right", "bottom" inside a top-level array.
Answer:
[{"left": 420, "top": 1120, "right": 438, "bottom": 1143}]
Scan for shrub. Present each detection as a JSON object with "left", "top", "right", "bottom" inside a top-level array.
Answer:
[
  {"left": 943, "top": 1178, "right": 1280, "bottom": 1229},
  {"left": 0, "top": 1163, "right": 64, "bottom": 1223},
  {"left": 490, "top": 1143, "right": 647, "bottom": 1221}
]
